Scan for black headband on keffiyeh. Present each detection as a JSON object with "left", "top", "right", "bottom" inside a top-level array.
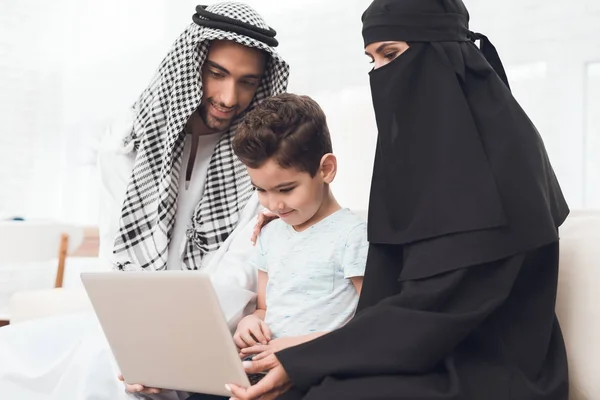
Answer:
[{"left": 112, "top": 2, "right": 290, "bottom": 271}]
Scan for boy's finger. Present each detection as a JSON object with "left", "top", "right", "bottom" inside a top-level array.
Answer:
[
  {"left": 260, "top": 321, "right": 272, "bottom": 341},
  {"left": 242, "top": 332, "right": 258, "bottom": 347},
  {"left": 233, "top": 336, "right": 245, "bottom": 349},
  {"left": 250, "top": 326, "right": 268, "bottom": 345}
]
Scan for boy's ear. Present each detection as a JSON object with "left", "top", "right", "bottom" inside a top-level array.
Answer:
[{"left": 319, "top": 153, "right": 337, "bottom": 184}]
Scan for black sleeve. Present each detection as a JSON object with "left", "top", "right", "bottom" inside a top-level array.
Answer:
[{"left": 276, "top": 253, "right": 524, "bottom": 391}]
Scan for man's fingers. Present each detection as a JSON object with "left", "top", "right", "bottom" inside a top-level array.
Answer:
[
  {"left": 250, "top": 214, "right": 266, "bottom": 245},
  {"left": 251, "top": 211, "right": 280, "bottom": 245},
  {"left": 125, "top": 383, "right": 144, "bottom": 393},
  {"left": 251, "top": 226, "right": 260, "bottom": 245},
  {"left": 142, "top": 388, "right": 162, "bottom": 394}
]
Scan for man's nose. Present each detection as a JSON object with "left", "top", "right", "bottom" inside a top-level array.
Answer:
[{"left": 218, "top": 80, "right": 238, "bottom": 108}]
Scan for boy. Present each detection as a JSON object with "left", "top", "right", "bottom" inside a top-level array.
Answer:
[{"left": 231, "top": 93, "right": 368, "bottom": 357}]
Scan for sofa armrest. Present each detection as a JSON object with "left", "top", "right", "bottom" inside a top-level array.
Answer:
[{"left": 9, "top": 288, "right": 93, "bottom": 325}]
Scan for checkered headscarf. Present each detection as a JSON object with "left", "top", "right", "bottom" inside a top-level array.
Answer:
[{"left": 112, "top": 2, "right": 290, "bottom": 271}]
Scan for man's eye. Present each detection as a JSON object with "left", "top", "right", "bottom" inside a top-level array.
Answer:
[
  {"left": 209, "top": 70, "right": 224, "bottom": 78},
  {"left": 242, "top": 80, "right": 259, "bottom": 87}
]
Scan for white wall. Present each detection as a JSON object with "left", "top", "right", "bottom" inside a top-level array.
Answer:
[
  {"left": 1, "top": 0, "right": 599, "bottom": 224},
  {"left": 467, "top": 0, "right": 600, "bottom": 208}
]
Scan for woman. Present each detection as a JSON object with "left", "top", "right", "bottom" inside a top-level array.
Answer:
[{"left": 229, "top": 0, "right": 570, "bottom": 399}]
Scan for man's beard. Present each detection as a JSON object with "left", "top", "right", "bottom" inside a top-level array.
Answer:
[{"left": 197, "top": 102, "right": 236, "bottom": 133}]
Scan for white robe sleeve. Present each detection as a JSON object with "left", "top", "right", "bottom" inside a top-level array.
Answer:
[
  {"left": 203, "top": 193, "right": 264, "bottom": 331},
  {"left": 96, "top": 110, "right": 136, "bottom": 269}
]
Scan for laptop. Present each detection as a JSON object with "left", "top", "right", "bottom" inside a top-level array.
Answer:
[{"left": 81, "top": 271, "right": 253, "bottom": 396}]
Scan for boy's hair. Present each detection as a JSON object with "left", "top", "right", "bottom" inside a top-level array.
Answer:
[{"left": 233, "top": 93, "right": 332, "bottom": 177}]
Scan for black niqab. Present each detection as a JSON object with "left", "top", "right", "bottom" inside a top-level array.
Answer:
[{"left": 363, "top": 0, "right": 568, "bottom": 281}]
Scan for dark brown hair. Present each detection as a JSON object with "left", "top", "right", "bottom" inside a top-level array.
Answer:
[{"left": 233, "top": 93, "right": 332, "bottom": 177}]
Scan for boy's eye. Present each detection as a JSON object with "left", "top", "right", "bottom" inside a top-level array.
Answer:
[
  {"left": 279, "top": 187, "right": 295, "bottom": 193},
  {"left": 253, "top": 187, "right": 265, "bottom": 192}
]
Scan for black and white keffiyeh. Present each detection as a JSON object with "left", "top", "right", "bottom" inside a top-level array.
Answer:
[{"left": 112, "top": 2, "right": 290, "bottom": 271}]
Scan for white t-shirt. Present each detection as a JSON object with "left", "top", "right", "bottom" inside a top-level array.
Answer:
[{"left": 256, "top": 208, "right": 368, "bottom": 338}]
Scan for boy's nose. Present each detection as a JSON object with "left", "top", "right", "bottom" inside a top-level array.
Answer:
[{"left": 270, "top": 199, "right": 285, "bottom": 213}]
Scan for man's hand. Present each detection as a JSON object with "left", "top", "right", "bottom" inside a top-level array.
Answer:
[
  {"left": 250, "top": 211, "right": 279, "bottom": 245},
  {"left": 227, "top": 355, "right": 292, "bottom": 400},
  {"left": 118, "top": 374, "right": 163, "bottom": 395},
  {"left": 234, "top": 314, "right": 272, "bottom": 348}
]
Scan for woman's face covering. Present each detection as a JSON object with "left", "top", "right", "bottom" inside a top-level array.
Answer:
[{"left": 364, "top": 41, "right": 410, "bottom": 69}]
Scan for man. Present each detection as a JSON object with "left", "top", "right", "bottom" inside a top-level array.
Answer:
[
  {"left": 0, "top": 4, "right": 289, "bottom": 400},
  {"left": 99, "top": 4, "right": 289, "bottom": 398},
  {"left": 99, "top": 2, "right": 289, "bottom": 275}
]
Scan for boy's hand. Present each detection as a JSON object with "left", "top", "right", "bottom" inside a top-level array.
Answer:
[
  {"left": 234, "top": 315, "right": 272, "bottom": 348},
  {"left": 250, "top": 211, "right": 279, "bottom": 245},
  {"left": 118, "top": 374, "right": 163, "bottom": 395}
]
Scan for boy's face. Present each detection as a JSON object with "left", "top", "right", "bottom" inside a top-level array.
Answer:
[{"left": 248, "top": 158, "right": 329, "bottom": 229}]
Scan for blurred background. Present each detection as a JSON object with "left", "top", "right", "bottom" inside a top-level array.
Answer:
[{"left": 1, "top": 0, "right": 599, "bottom": 224}]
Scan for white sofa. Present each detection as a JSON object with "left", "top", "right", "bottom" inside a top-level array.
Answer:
[
  {"left": 555, "top": 210, "right": 600, "bottom": 400},
  {"left": 6, "top": 210, "right": 600, "bottom": 399}
]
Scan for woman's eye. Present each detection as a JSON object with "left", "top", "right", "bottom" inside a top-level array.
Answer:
[{"left": 384, "top": 52, "right": 398, "bottom": 60}]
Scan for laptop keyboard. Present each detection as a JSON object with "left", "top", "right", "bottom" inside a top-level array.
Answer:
[{"left": 247, "top": 373, "right": 265, "bottom": 385}]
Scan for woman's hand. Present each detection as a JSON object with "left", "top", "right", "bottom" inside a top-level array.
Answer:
[
  {"left": 239, "top": 336, "right": 304, "bottom": 360},
  {"left": 240, "top": 332, "right": 326, "bottom": 360},
  {"left": 233, "top": 315, "right": 272, "bottom": 348},
  {"left": 227, "top": 354, "right": 292, "bottom": 400},
  {"left": 118, "top": 374, "right": 163, "bottom": 395},
  {"left": 250, "top": 211, "right": 279, "bottom": 245}
]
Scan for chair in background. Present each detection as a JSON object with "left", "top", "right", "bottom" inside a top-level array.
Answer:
[{"left": 0, "top": 221, "right": 85, "bottom": 324}]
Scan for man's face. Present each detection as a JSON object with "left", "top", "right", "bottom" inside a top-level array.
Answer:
[{"left": 199, "top": 40, "right": 267, "bottom": 133}]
